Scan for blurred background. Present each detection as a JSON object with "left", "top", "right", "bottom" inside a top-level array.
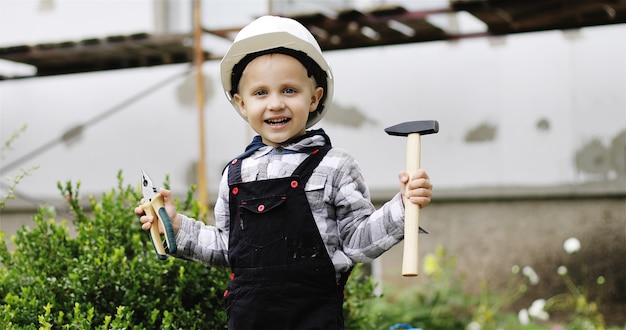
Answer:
[{"left": 1, "top": 0, "right": 624, "bottom": 324}]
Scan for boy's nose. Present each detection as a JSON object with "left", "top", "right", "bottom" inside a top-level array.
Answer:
[{"left": 266, "top": 94, "right": 285, "bottom": 110}]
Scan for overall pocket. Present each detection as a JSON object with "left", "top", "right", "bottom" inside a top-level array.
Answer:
[{"left": 238, "top": 194, "right": 287, "bottom": 248}]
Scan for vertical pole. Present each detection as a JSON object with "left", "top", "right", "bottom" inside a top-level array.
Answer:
[
  {"left": 267, "top": 0, "right": 273, "bottom": 15},
  {"left": 193, "top": 0, "right": 209, "bottom": 221}
]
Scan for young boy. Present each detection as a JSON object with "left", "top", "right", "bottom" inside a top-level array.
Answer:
[{"left": 136, "top": 15, "right": 433, "bottom": 329}]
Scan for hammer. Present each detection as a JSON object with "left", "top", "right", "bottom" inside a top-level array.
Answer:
[{"left": 385, "top": 120, "right": 439, "bottom": 276}]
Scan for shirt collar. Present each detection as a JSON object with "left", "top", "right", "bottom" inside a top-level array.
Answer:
[{"left": 249, "top": 129, "right": 331, "bottom": 159}]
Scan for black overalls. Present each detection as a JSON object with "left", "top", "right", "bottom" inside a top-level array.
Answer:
[{"left": 224, "top": 145, "right": 348, "bottom": 330}]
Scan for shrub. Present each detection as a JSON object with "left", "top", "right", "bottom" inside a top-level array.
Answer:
[
  {"left": 362, "top": 244, "right": 623, "bottom": 330},
  {"left": 343, "top": 263, "right": 379, "bottom": 330},
  {"left": 366, "top": 246, "right": 476, "bottom": 330},
  {"left": 0, "top": 124, "right": 39, "bottom": 211},
  {"left": 0, "top": 172, "right": 230, "bottom": 329}
]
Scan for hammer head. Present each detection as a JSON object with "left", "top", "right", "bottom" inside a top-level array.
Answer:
[{"left": 385, "top": 120, "right": 439, "bottom": 137}]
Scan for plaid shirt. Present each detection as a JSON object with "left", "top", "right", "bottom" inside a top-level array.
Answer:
[{"left": 174, "top": 131, "right": 407, "bottom": 277}]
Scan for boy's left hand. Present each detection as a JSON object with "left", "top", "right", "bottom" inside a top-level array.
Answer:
[{"left": 399, "top": 169, "right": 432, "bottom": 208}]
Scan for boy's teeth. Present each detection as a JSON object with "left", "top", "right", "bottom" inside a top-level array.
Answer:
[{"left": 266, "top": 118, "right": 289, "bottom": 124}]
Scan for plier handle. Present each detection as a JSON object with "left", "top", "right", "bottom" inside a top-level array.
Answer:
[{"left": 141, "top": 170, "right": 177, "bottom": 259}]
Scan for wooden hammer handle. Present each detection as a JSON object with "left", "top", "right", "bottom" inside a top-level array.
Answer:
[{"left": 402, "top": 133, "right": 421, "bottom": 276}]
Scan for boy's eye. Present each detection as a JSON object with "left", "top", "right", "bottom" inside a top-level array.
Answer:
[
  {"left": 283, "top": 88, "right": 296, "bottom": 94},
  {"left": 254, "top": 90, "right": 267, "bottom": 96}
]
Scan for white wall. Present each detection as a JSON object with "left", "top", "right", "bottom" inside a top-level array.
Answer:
[
  {"left": 1, "top": 1, "right": 625, "bottom": 207},
  {"left": 322, "top": 26, "right": 626, "bottom": 192},
  {"left": 0, "top": 0, "right": 155, "bottom": 45}
]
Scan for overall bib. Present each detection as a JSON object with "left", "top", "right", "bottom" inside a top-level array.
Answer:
[{"left": 225, "top": 145, "right": 347, "bottom": 330}]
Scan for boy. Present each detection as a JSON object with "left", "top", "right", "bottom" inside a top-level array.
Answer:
[{"left": 136, "top": 15, "right": 433, "bottom": 329}]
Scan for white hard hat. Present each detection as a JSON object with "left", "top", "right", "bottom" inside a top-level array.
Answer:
[{"left": 220, "top": 15, "right": 334, "bottom": 128}]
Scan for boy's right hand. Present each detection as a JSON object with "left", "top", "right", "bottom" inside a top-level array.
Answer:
[
  {"left": 398, "top": 169, "right": 432, "bottom": 208},
  {"left": 134, "top": 188, "right": 181, "bottom": 235}
]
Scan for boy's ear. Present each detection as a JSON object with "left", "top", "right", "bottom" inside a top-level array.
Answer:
[
  {"left": 309, "top": 87, "right": 324, "bottom": 112},
  {"left": 233, "top": 93, "right": 248, "bottom": 117}
]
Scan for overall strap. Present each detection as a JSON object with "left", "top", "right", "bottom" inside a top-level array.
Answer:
[
  {"left": 291, "top": 145, "right": 331, "bottom": 183},
  {"left": 227, "top": 158, "right": 243, "bottom": 185}
]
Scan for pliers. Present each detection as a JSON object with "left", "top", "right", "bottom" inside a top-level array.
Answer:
[{"left": 141, "top": 170, "right": 177, "bottom": 260}]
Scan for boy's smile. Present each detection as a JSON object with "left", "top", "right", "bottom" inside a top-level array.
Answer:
[
  {"left": 233, "top": 53, "right": 324, "bottom": 147},
  {"left": 266, "top": 117, "right": 291, "bottom": 126}
]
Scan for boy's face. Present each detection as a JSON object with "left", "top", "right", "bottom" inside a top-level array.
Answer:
[{"left": 233, "top": 53, "right": 324, "bottom": 147}]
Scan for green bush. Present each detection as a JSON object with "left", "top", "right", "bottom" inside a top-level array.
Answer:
[
  {"left": 343, "top": 263, "right": 379, "bottom": 330},
  {"left": 362, "top": 244, "right": 623, "bottom": 330},
  {"left": 0, "top": 171, "right": 381, "bottom": 329},
  {"left": 1, "top": 124, "right": 39, "bottom": 211},
  {"left": 0, "top": 172, "right": 230, "bottom": 329},
  {"left": 366, "top": 246, "right": 477, "bottom": 330}
]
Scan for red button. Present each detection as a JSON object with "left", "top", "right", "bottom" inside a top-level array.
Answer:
[
  {"left": 223, "top": 290, "right": 229, "bottom": 297},
  {"left": 291, "top": 180, "right": 298, "bottom": 188},
  {"left": 230, "top": 273, "right": 235, "bottom": 280},
  {"left": 312, "top": 149, "right": 319, "bottom": 155},
  {"left": 231, "top": 159, "right": 238, "bottom": 165},
  {"left": 232, "top": 187, "right": 239, "bottom": 195},
  {"left": 257, "top": 204, "right": 265, "bottom": 212}
]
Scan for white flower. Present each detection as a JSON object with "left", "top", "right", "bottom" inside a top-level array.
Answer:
[
  {"left": 563, "top": 237, "right": 581, "bottom": 254},
  {"left": 580, "top": 319, "right": 595, "bottom": 330},
  {"left": 523, "top": 266, "right": 540, "bottom": 285},
  {"left": 528, "top": 299, "right": 550, "bottom": 321},
  {"left": 557, "top": 265, "right": 568, "bottom": 276},
  {"left": 518, "top": 308, "right": 530, "bottom": 325},
  {"left": 466, "top": 321, "right": 481, "bottom": 330}
]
